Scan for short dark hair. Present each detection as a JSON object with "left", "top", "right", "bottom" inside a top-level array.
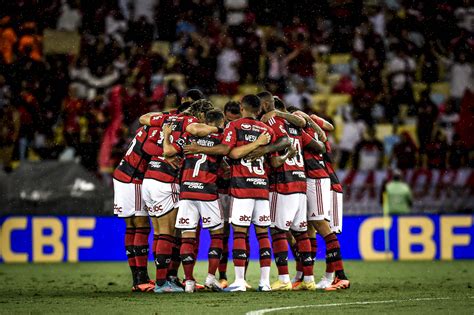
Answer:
[
  {"left": 185, "top": 89, "right": 205, "bottom": 101},
  {"left": 256, "top": 91, "right": 272, "bottom": 100},
  {"left": 190, "top": 99, "right": 214, "bottom": 117},
  {"left": 177, "top": 101, "right": 192, "bottom": 113},
  {"left": 241, "top": 94, "right": 261, "bottom": 114},
  {"left": 224, "top": 101, "right": 240, "bottom": 115},
  {"left": 274, "top": 96, "right": 286, "bottom": 111},
  {"left": 205, "top": 109, "right": 225, "bottom": 124}
]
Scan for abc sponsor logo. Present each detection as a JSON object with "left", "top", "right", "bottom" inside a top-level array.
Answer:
[
  {"left": 299, "top": 221, "right": 307, "bottom": 228},
  {"left": 239, "top": 215, "right": 252, "bottom": 222},
  {"left": 285, "top": 220, "right": 293, "bottom": 227},
  {"left": 202, "top": 217, "right": 211, "bottom": 224},
  {"left": 259, "top": 215, "right": 270, "bottom": 222},
  {"left": 178, "top": 217, "right": 190, "bottom": 224},
  {"left": 113, "top": 204, "right": 122, "bottom": 213}
]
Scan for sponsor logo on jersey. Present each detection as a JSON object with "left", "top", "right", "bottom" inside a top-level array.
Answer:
[
  {"left": 202, "top": 217, "right": 211, "bottom": 224},
  {"left": 246, "top": 178, "right": 267, "bottom": 186},
  {"left": 244, "top": 134, "right": 257, "bottom": 142},
  {"left": 288, "top": 127, "right": 298, "bottom": 135},
  {"left": 292, "top": 171, "right": 306, "bottom": 178},
  {"left": 241, "top": 123, "right": 251, "bottom": 130},
  {"left": 184, "top": 181, "right": 204, "bottom": 190},
  {"left": 153, "top": 205, "right": 164, "bottom": 212},
  {"left": 239, "top": 215, "right": 252, "bottom": 222},
  {"left": 259, "top": 215, "right": 270, "bottom": 222},
  {"left": 299, "top": 221, "right": 308, "bottom": 228},
  {"left": 285, "top": 220, "right": 293, "bottom": 227},
  {"left": 178, "top": 217, "right": 190, "bottom": 224},
  {"left": 149, "top": 161, "right": 161, "bottom": 168},
  {"left": 114, "top": 204, "right": 122, "bottom": 213}
]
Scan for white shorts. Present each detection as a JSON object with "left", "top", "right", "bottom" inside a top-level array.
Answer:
[
  {"left": 307, "top": 178, "right": 331, "bottom": 222},
  {"left": 330, "top": 191, "right": 343, "bottom": 233},
  {"left": 142, "top": 178, "right": 180, "bottom": 218},
  {"left": 218, "top": 193, "right": 231, "bottom": 222},
  {"left": 229, "top": 197, "right": 271, "bottom": 227},
  {"left": 270, "top": 192, "right": 307, "bottom": 232},
  {"left": 175, "top": 199, "right": 224, "bottom": 231},
  {"left": 113, "top": 179, "right": 147, "bottom": 218}
]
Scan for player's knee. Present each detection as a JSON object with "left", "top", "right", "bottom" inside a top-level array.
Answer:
[
  {"left": 232, "top": 224, "right": 248, "bottom": 234},
  {"left": 134, "top": 216, "right": 150, "bottom": 228}
]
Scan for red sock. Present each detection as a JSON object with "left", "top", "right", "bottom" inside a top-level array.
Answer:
[
  {"left": 180, "top": 238, "right": 196, "bottom": 281},
  {"left": 295, "top": 232, "right": 313, "bottom": 276},
  {"left": 257, "top": 232, "right": 271, "bottom": 268},
  {"left": 271, "top": 232, "right": 289, "bottom": 275},
  {"left": 134, "top": 227, "right": 150, "bottom": 284},
  {"left": 219, "top": 235, "right": 229, "bottom": 276},
  {"left": 155, "top": 234, "right": 175, "bottom": 286},
  {"left": 125, "top": 227, "right": 137, "bottom": 285},
  {"left": 245, "top": 235, "right": 250, "bottom": 275},
  {"left": 168, "top": 237, "right": 181, "bottom": 278},
  {"left": 208, "top": 234, "right": 223, "bottom": 275},
  {"left": 152, "top": 234, "right": 158, "bottom": 260},
  {"left": 310, "top": 237, "right": 317, "bottom": 260},
  {"left": 232, "top": 232, "right": 247, "bottom": 267},
  {"left": 324, "top": 233, "right": 345, "bottom": 277}
]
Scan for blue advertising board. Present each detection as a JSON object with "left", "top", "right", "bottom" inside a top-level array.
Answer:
[{"left": 1, "top": 215, "right": 473, "bottom": 263}]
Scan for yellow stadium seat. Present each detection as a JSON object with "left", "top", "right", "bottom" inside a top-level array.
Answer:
[
  {"left": 314, "top": 62, "right": 328, "bottom": 84},
  {"left": 431, "top": 82, "right": 450, "bottom": 98},
  {"left": 317, "top": 83, "right": 331, "bottom": 94},
  {"left": 333, "top": 114, "right": 343, "bottom": 142},
  {"left": 412, "top": 82, "right": 427, "bottom": 102},
  {"left": 164, "top": 73, "right": 186, "bottom": 91},
  {"left": 209, "top": 95, "right": 231, "bottom": 109},
  {"left": 310, "top": 94, "right": 329, "bottom": 112},
  {"left": 152, "top": 41, "right": 171, "bottom": 58},
  {"left": 376, "top": 123, "right": 393, "bottom": 141},
  {"left": 327, "top": 94, "right": 351, "bottom": 116},
  {"left": 327, "top": 73, "right": 342, "bottom": 88},
  {"left": 329, "top": 53, "right": 351, "bottom": 65},
  {"left": 238, "top": 84, "right": 259, "bottom": 95}
]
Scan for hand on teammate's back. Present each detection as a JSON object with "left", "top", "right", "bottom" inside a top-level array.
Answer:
[
  {"left": 163, "top": 124, "right": 172, "bottom": 137},
  {"left": 165, "top": 155, "right": 181, "bottom": 169},
  {"left": 256, "top": 132, "right": 271, "bottom": 145},
  {"left": 260, "top": 110, "right": 276, "bottom": 123},
  {"left": 183, "top": 141, "right": 200, "bottom": 154}
]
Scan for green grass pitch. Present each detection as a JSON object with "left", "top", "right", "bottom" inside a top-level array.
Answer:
[{"left": 0, "top": 261, "right": 473, "bottom": 314}]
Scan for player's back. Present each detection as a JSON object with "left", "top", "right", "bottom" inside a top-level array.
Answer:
[
  {"left": 222, "top": 117, "right": 273, "bottom": 199},
  {"left": 113, "top": 126, "right": 152, "bottom": 184},
  {"left": 267, "top": 117, "right": 308, "bottom": 194},
  {"left": 179, "top": 132, "right": 223, "bottom": 201},
  {"left": 303, "top": 126, "right": 330, "bottom": 180}
]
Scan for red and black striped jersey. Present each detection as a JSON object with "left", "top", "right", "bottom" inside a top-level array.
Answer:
[
  {"left": 267, "top": 117, "right": 311, "bottom": 194},
  {"left": 323, "top": 141, "right": 343, "bottom": 193},
  {"left": 221, "top": 117, "right": 275, "bottom": 199},
  {"left": 303, "top": 126, "right": 330, "bottom": 179},
  {"left": 174, "top": 132, "right": 223, "bottom": 201},
  {"left": 113, "top": 126, "right": 152, "bottom": 184},
  {"left": 143, "top": 114, "right": 199, "bottom": 183}
]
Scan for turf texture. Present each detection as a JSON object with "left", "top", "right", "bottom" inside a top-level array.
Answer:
[{"left": 0, "top": 261, "right": 473, "bottom": 314}]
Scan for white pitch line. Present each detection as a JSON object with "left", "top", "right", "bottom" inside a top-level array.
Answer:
[{"left": 246, "top": 296, "right": 473, "bottom": 315}]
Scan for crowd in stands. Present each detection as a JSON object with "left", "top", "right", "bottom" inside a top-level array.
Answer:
[{"left": 0, "top": 0, "right": 472, "bottom": 177}]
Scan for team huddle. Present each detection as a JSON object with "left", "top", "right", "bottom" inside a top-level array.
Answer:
[{"left": 113, "top": 89, "right": 350, "bottom": 293}]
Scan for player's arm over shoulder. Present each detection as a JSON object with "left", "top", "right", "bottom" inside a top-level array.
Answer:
[
  {"left": 186, "top": 122, "right": 219, "bottom": 137},
  {"left": 139, "top": 112, "right": 165, "bottom": 126}
]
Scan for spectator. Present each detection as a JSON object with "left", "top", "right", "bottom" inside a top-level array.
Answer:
[
  {"left": 448, "top": 51, "right": 473, "bottom": 111},
  {"left": 338, "top": 107, "right": 367, "bottom": 169},
  {"left": 265, "top": 43, "right": 289, "bottom": 93},
  {"left": 425, "top": 130, "right": 448, "bottom": 169},
  {"left": 0, "top": 16, "right": 17, "bottom": 64},
  {"left": 439, "top": 99, "right": 460, "bottom": 145},
  {"left": 383, "top": 169, "right": 412, "bottom": 215},
  {"left": 284, "top": 78, "right": 311, "bottom": 111},
  {"left": 216, "top": 37, "right": 240, "bottom": 95},
  {"left": 416, "top": 90, "right": 439, "bottom": 153},
  {"left": 358, "top": 47, "right": 383, "bottom": 95},
  {"left": 448, "top": 134, "right": 469, "bottom": 169},
  {"left": 353, "top": 127, "right": 384, "bottom": 170},
  {"left": 387, "top": 45, "right": 415, "bottom": 121},
  {"left": 18, "top": 22, "right": 42, "bottom": 62},
  {"left": 0, "top": 102, "right": 20, "bottom": 172},
  {"left": 383, "top": 124, "right": 400, "bottom": 161},
  {"left": 419, "top": 42, "right": 439, "bottom": 85},
  {"left": 62, "top": 85, "right": 83, "bottom": 149},
  {"left": 391, "top": 131, "right": 418, "bottom": 170},
  {"left": 56, "top": 0, "right": 82, "bottom": 32}
]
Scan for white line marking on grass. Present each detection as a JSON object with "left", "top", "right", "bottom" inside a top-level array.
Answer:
[{"left": 246, "top": 296, "right": 474, "bottom": 315}]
